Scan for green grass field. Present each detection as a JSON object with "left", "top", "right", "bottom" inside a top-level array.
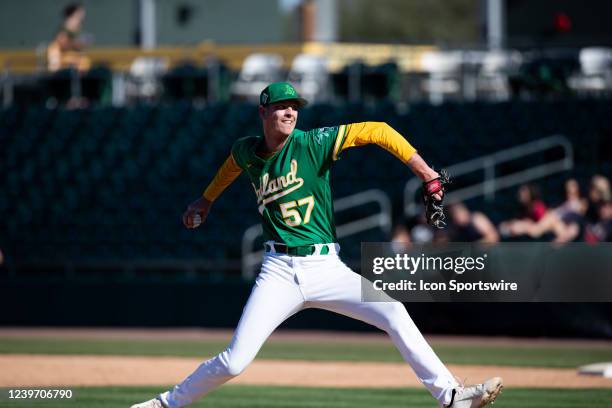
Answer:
[
  {"left": 0, "top": 337, "right": 610, "bottom": 368},
  {"left": 1, "top": 386, "right": 611, "bottom": 408}
]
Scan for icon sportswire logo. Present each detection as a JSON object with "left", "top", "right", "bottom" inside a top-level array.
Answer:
[{"left": 253, "top": 159, "right": 304, "bottom": 213}]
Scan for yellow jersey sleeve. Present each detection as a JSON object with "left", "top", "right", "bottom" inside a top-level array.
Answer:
[
  {"left": 334, "top": 122, "right": 417, "bottom": 164},
  {"left": 202, "top": 154, "right": 243, "bottom": 201}
]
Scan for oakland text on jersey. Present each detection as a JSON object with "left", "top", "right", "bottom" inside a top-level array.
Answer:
[{"left": 253, "top": 159, "right": 304, "bottom": 208}]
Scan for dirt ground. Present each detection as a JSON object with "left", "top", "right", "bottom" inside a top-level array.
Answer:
[
  {"left": 2, "top": 354, "right": 612, "bottom": 389},
  {"left": 0, "top": 328, "right": 611, "bottom": 389}
]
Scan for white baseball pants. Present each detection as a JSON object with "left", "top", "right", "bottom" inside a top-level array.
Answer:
[{"left": 160, "top": 248, "right": 457, "bottom": 407}]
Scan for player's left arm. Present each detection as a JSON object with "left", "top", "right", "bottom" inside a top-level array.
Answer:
[
  {"left": 336, "top": 122, "right": 449, "bottom": 228},
  {"left": 336, "top": 122, "right": 440, "bottom": 188}
]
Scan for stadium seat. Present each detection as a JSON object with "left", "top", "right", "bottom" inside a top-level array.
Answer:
[
  {"left": 231, "top": 53, "right": 284, "bottom": 103},
  {"left": 287, "top": 54, "right": 330, "bottom": 104}
]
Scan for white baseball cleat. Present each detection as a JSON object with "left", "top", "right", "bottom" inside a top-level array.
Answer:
[
  {"left": 446, "top": 377, "right": 503, "bottom": 408},
  {"left": 130, "top": 397, "right": 166, "bottom": 408}
]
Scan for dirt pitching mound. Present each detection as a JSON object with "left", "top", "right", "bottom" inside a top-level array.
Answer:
[{"left": 1, "top": 354, "right": 611, "bottom": 389}]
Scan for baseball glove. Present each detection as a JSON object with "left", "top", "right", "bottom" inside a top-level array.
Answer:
[{"left": 423, "top": 169, "right": 451, "bottom": 229}]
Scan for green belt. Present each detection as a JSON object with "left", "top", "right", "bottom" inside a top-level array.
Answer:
[{"left": 264, "top": 243, "right": 331, "bottom": 256}]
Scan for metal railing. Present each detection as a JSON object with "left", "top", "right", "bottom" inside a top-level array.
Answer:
[
  {"left": 241, "top": 189, "right": 392, "bottom": 279},
  {"left": 404, "top": 135, "right": 574, "bottom": 216}
]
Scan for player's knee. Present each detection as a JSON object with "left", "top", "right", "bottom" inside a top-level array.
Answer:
[
  {"left": 225, "top": 357, "right": 249, "bottom": 377},
  {"left": 217, "top": 348, "right": 251, "bottom": 377}
]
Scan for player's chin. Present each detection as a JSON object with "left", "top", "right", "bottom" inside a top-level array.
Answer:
[{"left": 277, "top": 123, "right": 295, "bottom": 135}]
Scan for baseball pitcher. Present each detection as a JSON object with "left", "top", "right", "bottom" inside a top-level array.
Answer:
[{"left": 131, "top": 82, "right": 502, "bottom": 408}]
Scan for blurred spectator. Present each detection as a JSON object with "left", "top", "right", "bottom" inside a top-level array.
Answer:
[
  {"left": 391, "top": 223, "right": 412, "bottom": 252},
  {"left": 47, "top": 3, "right": 91, "bottom": 72},
  {"left": 585, "top": 201, "right": 612, "bottom": 242},
  {"left": 408, "top": 214, "right": 435, "bottom": 244},
  {"left": 584, "top": 175, "right": 611, "bottom": 243},
  {"left": 499, "top": 183, "right": 546, "bottom": 234},
  {"left": 555, "top": 178, "right": 588, "bottom": 222},
  {"left": 391, "top": 216, "right": 437, "bottom": 251},
  {"left": 501, "top": 178, "right": 587, "bottom": 243},
  {"left": 447, "top": 202, "right": 499, "bottom": 243},
  {"left": 412, "top": 224, "right": 435, "bottom": 244},
  {"left": 585, "top": 175, "right": 611, "bottom": 224},
  {"left": 518, "top": 184, "right": 547, "bottom": 222}
]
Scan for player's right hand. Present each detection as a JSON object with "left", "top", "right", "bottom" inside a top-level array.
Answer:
[{"left": 182, "top": 198, "right": 212, "bottom": 229}]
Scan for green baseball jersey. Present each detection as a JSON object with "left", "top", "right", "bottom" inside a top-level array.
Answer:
[{"left": 231, "top": 126, "right": 348, "bottom": 246}]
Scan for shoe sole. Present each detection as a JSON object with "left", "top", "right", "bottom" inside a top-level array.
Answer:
[{"left": 479, "top": 377, "right": 504, "bottom": 407}]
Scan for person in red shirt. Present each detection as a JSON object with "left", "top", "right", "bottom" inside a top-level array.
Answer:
[
  {"left": 499, "top": 184, "right": 546, "bottom": 235},
  {"left": 518, "top": 184, "right": 547, "bottom": 221}
]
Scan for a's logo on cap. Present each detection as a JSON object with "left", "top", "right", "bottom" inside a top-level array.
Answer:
[
  {"left": 260, "top": 91, "right": 269, "bottom": 105},
  {"left": 283, "top": 84, "right": 296, "bottom": 96}
]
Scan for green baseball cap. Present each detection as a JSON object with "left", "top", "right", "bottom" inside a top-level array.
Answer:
[{"left": 259, "top": 82, "right": 308, "bottom": 107}]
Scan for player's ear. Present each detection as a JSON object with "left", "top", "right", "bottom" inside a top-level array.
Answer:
[{"left": 258, "top": 105, "right": 266, "bottom": 121}]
